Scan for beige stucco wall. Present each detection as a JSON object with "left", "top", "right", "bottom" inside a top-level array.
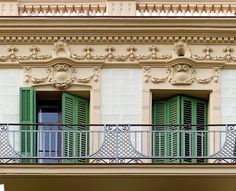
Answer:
[
  {"left": 101, "top": 68, "right": 142, "bottom": 124},
  {"left": 221, "top": 69, "right": 236, "bottom": 123},
  {"left": 0, "top": 69, "right": 22, "bottom": 123}
]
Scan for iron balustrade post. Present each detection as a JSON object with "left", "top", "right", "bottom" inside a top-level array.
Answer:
[{"left": 115, "top": 124, "right": 119, "bottom": 163}]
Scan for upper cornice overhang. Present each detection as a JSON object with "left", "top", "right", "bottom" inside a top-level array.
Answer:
[
  {"left": 1, "top": 165, "right": 236, "bottom": 177},
  {"left": 0, "top": 17, "right": 236, "bottom": 35}
]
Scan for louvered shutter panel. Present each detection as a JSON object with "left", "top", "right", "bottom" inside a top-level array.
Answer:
[
  {"left": 77, "top": 97, "right": 89, "bottom": 163},
  {"left": 167, "top": 96, "right": 181, "bottom": 163},
  {"left": 181, "top": 96, "right": 194, "bottom": 163},
  {"left": 196, "top": 100, "right": 207, "bottom": 163},
  {"left": 62, "top": 92, "right": 89, "bottom": 163},
  {"left": 152, "top": 101, "right": 168, "bottom": 163},
  {"left": 62, "top": 92, "right": 76, "bottom": 163},
  {"left": 20, "top": 87, "right": 36, "bottom": 163},
  {"left": 181, "top": 96, "right": 208, "bottom": 163}
]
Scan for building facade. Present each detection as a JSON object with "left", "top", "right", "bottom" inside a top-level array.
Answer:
[{"left": 0, "top": 0, "right": 236, "bottom": 190}]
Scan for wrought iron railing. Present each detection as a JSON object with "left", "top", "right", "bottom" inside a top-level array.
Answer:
[{"left": 0, "top": 124, "right": 235, "bottom": 164}]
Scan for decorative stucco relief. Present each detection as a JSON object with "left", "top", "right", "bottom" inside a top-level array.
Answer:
[
  {"left": 24, "top": 63, "right": 100, "bottom": 89},
  {"left": 52, "top": 40, "right": 71, "bottom": 58},
  {"left": 172, "top": 40, "right": 191, "bottom": 58},
  {"left": 0, "top": 46, "right": 19, "bottom": 62},
  {"left": 71, "top": 45, "right": 171, "bottom": 62},
  {"left": 191, "top": 46, "right": 236, "bottom": 63},
  {"left": 144, "top": 64, "right": 221, "bottom": 85},
  {"left": 0, "top": 40, "right": 234, "bottom": 66},
  {"left": 21, "top": 46, "right": 52, "bottom": 60}
]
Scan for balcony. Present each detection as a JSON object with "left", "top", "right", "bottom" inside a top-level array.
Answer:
[{"left": 0, "top": 123, "right": 235, "bottom": 164}]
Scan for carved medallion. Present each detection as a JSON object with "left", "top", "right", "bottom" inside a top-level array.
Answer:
[
  {"left": 169, "top": 64, "right": 195, "bottom": 85},
  {"left": 48, "top": 64, "right": 76, "bottom": 89}
]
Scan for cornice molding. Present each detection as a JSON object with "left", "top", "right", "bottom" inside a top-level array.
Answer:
[
  {"left": 1, "top": 165, "right": 236, "bottom": 176},
  {"left": 0, "top": 17, "right": 236, "bottom": 33},
  {"left": 0, "top": 18, "right": 236, "bottom": 44}
]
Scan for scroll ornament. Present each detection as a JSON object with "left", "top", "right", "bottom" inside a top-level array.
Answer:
[
  {"left": 144, "top": 64, "right": 221, "bottom": 85},
  {"left": 25, "top": 64, "right": 100, "bottom": 89}
]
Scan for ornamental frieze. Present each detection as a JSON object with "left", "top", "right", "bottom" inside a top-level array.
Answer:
[{"left": 0, "top": 40, "right": 235, "bottom": 65}]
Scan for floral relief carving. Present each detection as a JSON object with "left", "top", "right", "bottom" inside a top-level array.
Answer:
[
  {"left": 192, "top": 47, "right": 222, "bottom": 61},
  {"left": 222, "top": 46, "right": 236, "bottom": 63},
  {"left": 105, "top": 46, "right": 116, "bottom": 61},
  {"left": 0, "top": 41, "right": 234, "bottom": 64},
  {"left": 71, "top": 45, "right": 171, "bottom": 62},
  {"left": 20, "top": 46, "right": 52, "bottom": 60},
  {"left": 144, "top": 64, "right": 221, "bottom": 85},
  {"left": 0, "top": 46, "right": 19, "bottom": 62},
  {"left": 71, "top": 46, "right": 99, "bottom": 60},
  {"left": 24, "top": 63, "right": 101, "bottom": 89}
]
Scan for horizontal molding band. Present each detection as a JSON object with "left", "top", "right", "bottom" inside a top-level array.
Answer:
[{"left": 0, "top": 165, "right": 236, "bottom": 176}]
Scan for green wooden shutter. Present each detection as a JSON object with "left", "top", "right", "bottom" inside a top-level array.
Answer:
[
  {"left": 152, "top": 101, "right": 167, "bottom": 163},
  {"left": 62, "top": 92, "right": 89, "bottom": 163},
  {"left": 181, "top": 96, "right": 194, "bottom": 163},
  {"left": 195, "top": 99, "right": 208, "bottom": 163},
  {"left": 62, "top": 92, "right": 76, "bottom": 163},
  {"left": 153, "top": 95, "right": 208, "bottom": 164},
  {"left": 77, "top": 97, "right": 89, "bottom": 162},
  {"left": 152, "top": 96, "right": 181, "bottom": 163},
  {"left": 19, "top": 87, "right": 36, "bottom": 163},
  {"left": 167, "top": 96, "right": 181, "bottom": 163},
  {"left": 181, "top": 96, "right": 207, "bottom": 163}
]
